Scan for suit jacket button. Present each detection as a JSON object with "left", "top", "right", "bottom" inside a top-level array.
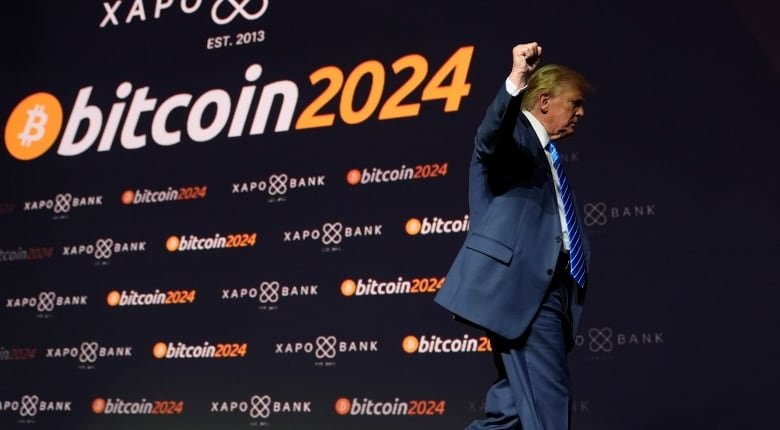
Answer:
[
  {"left": 547, "top": 269, "right": 554, "bottom": 276},
  {"left": 555, "top": 236, "right": 562, "bottom": 243}
]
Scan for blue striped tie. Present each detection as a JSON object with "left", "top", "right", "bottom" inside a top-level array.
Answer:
[{"left": 547, "top": 142, "right": 587, "bottom": 288}]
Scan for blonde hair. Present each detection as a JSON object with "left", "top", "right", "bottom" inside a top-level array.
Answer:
[{"left": 521, "top": 64, "right": 592, "bottom": 111}]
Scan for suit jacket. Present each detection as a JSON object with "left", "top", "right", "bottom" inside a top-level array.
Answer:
[{"left": 434, "top": 86, "right": 591, "bottom": 340}]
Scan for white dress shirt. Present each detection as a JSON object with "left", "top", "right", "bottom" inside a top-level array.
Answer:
[{"left": 505, "top": 79, "right": 571, "bottom": 251}]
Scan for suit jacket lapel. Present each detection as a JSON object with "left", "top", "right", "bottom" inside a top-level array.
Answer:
[{"left": 515, "top": 113, "right": 548, "bottom": 170}]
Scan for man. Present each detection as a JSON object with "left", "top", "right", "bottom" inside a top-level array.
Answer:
[{"left": 434, "top": 42, "right": 592, "bottom": 430}]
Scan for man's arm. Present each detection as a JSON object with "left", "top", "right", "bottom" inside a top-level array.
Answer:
[{"left": 474, "top": 42, "right": 542, "bottom": 160}]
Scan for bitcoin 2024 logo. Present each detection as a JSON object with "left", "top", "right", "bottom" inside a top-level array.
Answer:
[
  {"left": 4, "top": 46, "right": 472, "bottom": 161},
  {"left": 4, "top": 93, "right": 63, "bottom": 161}
]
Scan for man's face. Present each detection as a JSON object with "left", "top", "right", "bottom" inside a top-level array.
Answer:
[{"left": 542, "top": 84, "right": 585, "bottom": 140}]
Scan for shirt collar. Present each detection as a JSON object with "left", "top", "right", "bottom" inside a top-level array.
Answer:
[{"left": 521, "top": 110, "right": 550, "bottom": 148}]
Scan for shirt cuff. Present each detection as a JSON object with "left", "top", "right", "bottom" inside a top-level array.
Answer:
[{"left": 505, "top": 78, "right": 527, "bottom": 97}]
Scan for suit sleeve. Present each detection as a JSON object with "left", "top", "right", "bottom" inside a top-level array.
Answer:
[{"left": 473, "top": 85, "right": 524, "bottom": 161}]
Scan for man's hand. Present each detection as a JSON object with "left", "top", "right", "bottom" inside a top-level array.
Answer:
[{"left": 508, "top": 42, "right": 542, "bottom": 89}]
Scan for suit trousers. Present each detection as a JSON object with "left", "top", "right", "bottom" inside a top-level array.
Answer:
[{"left": 467, "top": 253, "right": 575, "bottom": 430}]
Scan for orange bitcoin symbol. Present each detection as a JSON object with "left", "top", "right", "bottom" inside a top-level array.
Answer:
[
  {"left": 4, "top": 93, "right": 63, "bottom": 160},
  {"left": 152, "top": 342, "right": 168, "bottom": 359},
  {"left": 106, "top": 291, "right": 121, "bottom": 307},
  {"left": 166, "top": 236, "right": 180, "bottom": 252},
  {"left": 402, "top": 335, "right": 420, "bottom": 353},
  {"left": 334, "top": 398, "right": 351, "bottom": 415},
  {"left": 346, "top": 169, "right": 361, "bottom": 185},
  {"left": 92, "top": 398, "right": 106, "bottom": 414},
  {"left": 405, "top": 218, "right": 422, "bottom": 235},
  {"left": 340, "top": 279, "right": 357, "bottom": 297}
]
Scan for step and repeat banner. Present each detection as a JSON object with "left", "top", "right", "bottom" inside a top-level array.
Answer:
[{"left": 2, "top": 1, "right": 779, "bottom": 429}]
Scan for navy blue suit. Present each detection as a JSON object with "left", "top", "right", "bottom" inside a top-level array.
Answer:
[{"left": 434, "top": 85, "right": 590, "bottom": 429}]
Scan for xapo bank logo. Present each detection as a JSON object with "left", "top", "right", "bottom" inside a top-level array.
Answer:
[
  {"left": 166, "top": 232, "right": 257, "bottom": 252},
  {"left": 153, "top": 341, "right": 248, "bottom": 359},
  {"left": 4, "top": 47, "right": 473, "bottom": 161},
  {"left": 232, "top": 173, "right": 326, "bottom": 202},
  {"left": 99, "top": 0, "right": 269, "bottom": 27},
  {"left": 211, "top": 394, "right": 312, "bottom": 420},
  {"left": 45, "top": 342, "right": 133, "bottom": 365},
  {"left": 62, "top": 238, "right": 146, "bottom": 260},
  {"left": 23, "top": 192, "right": 103, "bottom": 217},
  {"left": 334, "top": 397, "right": 446, "bottom": 417},
  {"left": 283, "top": 221, "right": 382, "bottom": 250},
  {"left": 402, "top": 334, "right": 492, "bottom": 354},
  {"left": 222, "top": 281, "right": 318, "bottom": 309},
  {"left": 0, "top": 395, "right": 72, "bottom": 418},
  {"left": 92, "top": 397, "right": 184, "bottom": 416},
  {"left": 576, "top": 327, "right": 664, "bottom": 354},
  {"left": 275, "top": 336, "right": 379, "bottom": 364},
  {"left": 106, "top": 289, "right": 196, "bottom": 307},
  {"left": 583, "top": 202, "right": 657, "bottom": 227},
  {"left": 5, "top": 291, "right": 88, "bottom": 313},
  {"left": 346, "top": 162, "right": 449, "bottom": 185},
  {"left": 405, "top": 215, "right": 470, "bottom": 236},
  {"left": 122, "top": 185, "right": 207, "bottom": 205},
  {"left": 340, "top": 276, "right": 444, "bottom": 297}
]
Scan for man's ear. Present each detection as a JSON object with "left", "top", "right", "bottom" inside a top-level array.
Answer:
[{"left": 538, "top": 93, "right": 550, "bottom": 114}]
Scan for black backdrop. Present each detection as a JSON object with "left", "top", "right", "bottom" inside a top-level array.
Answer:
[{"left": 1, "top": 1, "right": 779, "bottom": 429}]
